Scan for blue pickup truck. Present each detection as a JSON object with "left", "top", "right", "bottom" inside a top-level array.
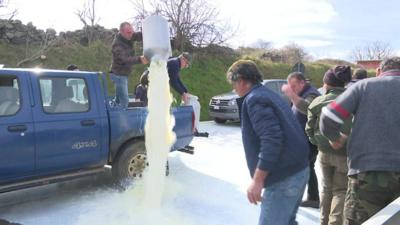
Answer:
[{"left": 0, "top": 68, "right": 194, "bottom": 192}]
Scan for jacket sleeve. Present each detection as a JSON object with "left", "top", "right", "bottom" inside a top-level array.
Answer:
[
  {"left": 295, "top": 93, "right": 318, "bottom": 115},
  {"left": 305, "top": 100, "right": 318, "bottom": 146},
  {"left": 112, "top": 44, "right": 141, "bottom": 66},
  {"left": 246, "top": 97, "right": 283, "bottom": 172},
  {"left": 320, "top": 84, "right": 362, "bottom": 141},
  {"left": 168, "top": 62, "right": 187, "bottom": 95}
]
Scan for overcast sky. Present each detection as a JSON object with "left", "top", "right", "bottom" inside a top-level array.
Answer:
[{"left": 5, "top": 0, "right": 400, "bottom": 61}]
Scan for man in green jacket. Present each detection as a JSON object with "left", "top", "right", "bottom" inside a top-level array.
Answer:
[{"left": 305, "top": 65, "right": 352, "bottom": 225}]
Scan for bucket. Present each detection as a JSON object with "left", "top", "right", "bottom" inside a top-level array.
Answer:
[{"left": 142, "top": 15, "right": 172, "bottom": 61}]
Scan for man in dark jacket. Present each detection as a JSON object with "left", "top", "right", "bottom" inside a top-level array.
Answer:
[
  {"left": 282, "top": 72, "right": 321, "bottom": 208},
  {"left": 227, "top": 60, "right": 309, "bottom": 225},
  {"left": 320, "top": 57, "right": 400, "bottom": 225},
  {"left": 109, "top": 22, "right": 148, "bottom": 108},
  {"left": 167, "top": 52, "right": 208, "bottom": 137}
]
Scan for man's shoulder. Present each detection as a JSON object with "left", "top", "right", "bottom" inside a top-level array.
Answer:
[{"left": 309, "top": 94, "right": 334, "bottom": 109}]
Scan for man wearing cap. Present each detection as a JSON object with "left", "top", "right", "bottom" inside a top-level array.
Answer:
[
  {"left": 109, "top": 22, "right": 149, "bottom": 108},
  {"left": 282, "top": 72, "right": 321, "bottom": 208},
  {"left": 227, "top": 60, "right": 309, "bottom": 225},
  {"left": 320, "top": 57, "right": 400, "bottom": 225},
  {"left": 167, "top": 52, "right": 208, "bottom": 137},
  {"left": 306, "top": 66, "right": 352, "bottom": 225}
]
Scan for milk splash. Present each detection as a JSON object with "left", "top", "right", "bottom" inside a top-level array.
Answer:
[{"left": 142, "top": 59, "right": 176, "bottom": 207}]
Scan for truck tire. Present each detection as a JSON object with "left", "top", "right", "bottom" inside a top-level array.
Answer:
[
  {"left": 112, "top": 141, "right": 148, "bottom": 185},
  {"left": 214, "top": 118, "right": 227, "bottom": 124},
  {"left": 112, "top": 141, "right": 170, "bottom": 186}
]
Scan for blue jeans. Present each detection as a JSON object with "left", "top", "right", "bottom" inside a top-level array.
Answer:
[
  {"left": 110, "top": 73, "right": 129, "bottom": 108},
  {"left": 259, "top": 167, "right": 309, "bottom": 225}
]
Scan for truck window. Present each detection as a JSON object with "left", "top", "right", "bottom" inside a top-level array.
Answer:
[
  {"left": 39, "top": 77, "right": 90, "bottom": 113},
  {"left": 0, "top": 75, "right": 20, "bottom": 116}
]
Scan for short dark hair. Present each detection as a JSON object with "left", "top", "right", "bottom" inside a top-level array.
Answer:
[
  {"left": 226, "top": 60, "right": 263, "bottom": 84},
  {"left": 353, "top": 68, "right": 368, "bottom": 80},
  {"left": 66, "top": 64, "right": 78, "bottom": 71},
  {"left": 119, "top": 22, "right": 131, "bottom": 31},
  {"left": 379, "top": 57, "right": 400, "bottom": 72},
  {"left": 287, "top": 72, "right": 306, "bottom": 82}
]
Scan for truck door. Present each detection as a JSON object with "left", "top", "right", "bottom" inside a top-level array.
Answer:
[
  {"left": 32, "top": 73, "right": 104, "bottom": 174},
  {"left": 0, "top": 73, "right": 35, "bottom": 181}
]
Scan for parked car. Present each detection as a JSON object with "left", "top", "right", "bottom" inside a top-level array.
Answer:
[
  {"left": 209, "top": 79, "right": 288, "bottom": 124},
  {"left": 0, "top": 68, "right": 194, "bottom": 192}
]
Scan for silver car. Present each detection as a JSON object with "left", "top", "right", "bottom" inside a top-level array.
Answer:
[{"left": 209, "top": 79, "right": 288, "bottom": 124}]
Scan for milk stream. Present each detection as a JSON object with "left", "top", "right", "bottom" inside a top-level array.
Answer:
[{"left": 142, "top": 59, "right": 176, "bottom": 207}]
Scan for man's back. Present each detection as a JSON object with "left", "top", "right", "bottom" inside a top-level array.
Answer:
[{"left": 332, "top": 75, "right": 400, "bottom": 174}]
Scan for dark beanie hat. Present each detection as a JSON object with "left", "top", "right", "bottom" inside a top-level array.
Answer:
[{"left": 323, "top": 65, "right": 352, "bottom": 87}]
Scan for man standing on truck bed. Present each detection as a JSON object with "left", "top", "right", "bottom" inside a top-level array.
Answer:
[
  {"left": 167, "top": 52, "right": 208, "bottom": 137},
  {"left": 110, "top": 22, "right": 149, "bottom": 108}
]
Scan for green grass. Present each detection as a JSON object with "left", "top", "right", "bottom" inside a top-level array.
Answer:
[{"left": 0, "top": 42, "right": 338, "bottom": 121}]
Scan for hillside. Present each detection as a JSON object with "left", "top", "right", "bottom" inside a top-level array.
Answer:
[{"left": 0, "top": 40, "right": 337, "bottom": 120}]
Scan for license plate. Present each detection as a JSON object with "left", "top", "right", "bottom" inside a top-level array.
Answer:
[{"left": 214, "top": 106, "right": 220, "bottom": 110}]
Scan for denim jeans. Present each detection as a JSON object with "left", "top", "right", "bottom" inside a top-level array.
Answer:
[
  {"left": 110, "top": 73, "right": 129, "bottom": 108},
  {"left": 259, "top": 167, "right": 309, "bottom": 225}
]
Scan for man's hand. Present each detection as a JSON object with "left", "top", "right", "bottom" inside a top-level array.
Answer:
[
  {"left": 329, "top": 133, "right": 348, "bottom": 150},
  {"left": 140, "top": 56, "right": 149, "bottom": 64},
  {"left": 247, "top": 179, "right": 264, "bottom": 205},
  {"left": 182, "top": 92, "right": 189, "bottom": 104},
  {"left": 281, "top": 84, "right": 295, "bottom": 98},
  {"left": 247, "top": 168, "right": 268, "bottom": 205}
]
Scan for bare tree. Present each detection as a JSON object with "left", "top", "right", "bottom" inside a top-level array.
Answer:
[
  {"left": 130, "top": 0, "right": 236, "bottom": 51},
  {"left": 280, "top": 43, "right": 310, "bottom": 64},
  {"left": 0, "top": 0, "right": 18, "bottom": 20},
  {"left": 351, "top": 41, "right": 394, "bottom": 61},
  {"left": 75, "top": 0, "right": 100, "bottom": 45},
  {"left": 17, "top": 30, "right": 55, "bottom": 67},
  {"left": 76, "top": 0, "right": 99, "bottom": 27},
  {"left": 250, "top": 39, "right": 271, "bottom": 50}
]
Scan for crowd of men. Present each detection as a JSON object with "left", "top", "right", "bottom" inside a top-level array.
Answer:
[{"left": 227, "top": 58, "right": 400, "bottom": 225}]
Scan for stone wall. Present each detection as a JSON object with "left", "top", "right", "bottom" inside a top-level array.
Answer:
[{"left": 0, "top": 19, "right": 117, "bottom": 46}]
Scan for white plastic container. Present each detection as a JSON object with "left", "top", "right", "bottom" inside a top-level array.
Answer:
[{"left": 142, "top": 15, "right": 172, "bottom": 61}]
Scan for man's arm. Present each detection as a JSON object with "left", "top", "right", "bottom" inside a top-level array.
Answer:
[
  {"left": 247, "top": 97, "right": 283, "bottom": 174},
  {"left": 295, "top": 94, "right": 318, "bottom": 115},
  {"left": 245, "top": 97, "right": 283, "bottom": 204},
  {"left": 305, "top": 101, "right": 319, "bottom": 146},
  {"left": 281, "top": 84, "right": 318, "bottom": 114},
  {"left": 168, "top": 62, "right": 188, "bottom": 95},
  {"left": 320, "top": 84, "right": 362, "bottom": 144}
]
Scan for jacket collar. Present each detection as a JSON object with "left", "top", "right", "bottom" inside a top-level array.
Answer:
[
  {"left": 380, "top": 69, "right": 400, "bottom": 77},
  {"left": 325, "top": 87, "right": 345, "bottom": 94},
  {"left": 239, "top": 83, "right": 262, "bottom": 101}
]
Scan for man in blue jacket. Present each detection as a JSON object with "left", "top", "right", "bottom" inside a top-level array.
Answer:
[
  {"left": 167, "top": 52, "right": 208, "bottom": 137},
  {"left": 227, "top": 60, "right": 309, "bottom": 225}
]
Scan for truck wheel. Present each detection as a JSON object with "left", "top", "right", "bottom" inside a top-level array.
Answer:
[
  {"left": 113, "top": 141, "right": 148, "bottom": 185},
  {"left": 214, "top": 118, "right": 226, "bottom": 124}
]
